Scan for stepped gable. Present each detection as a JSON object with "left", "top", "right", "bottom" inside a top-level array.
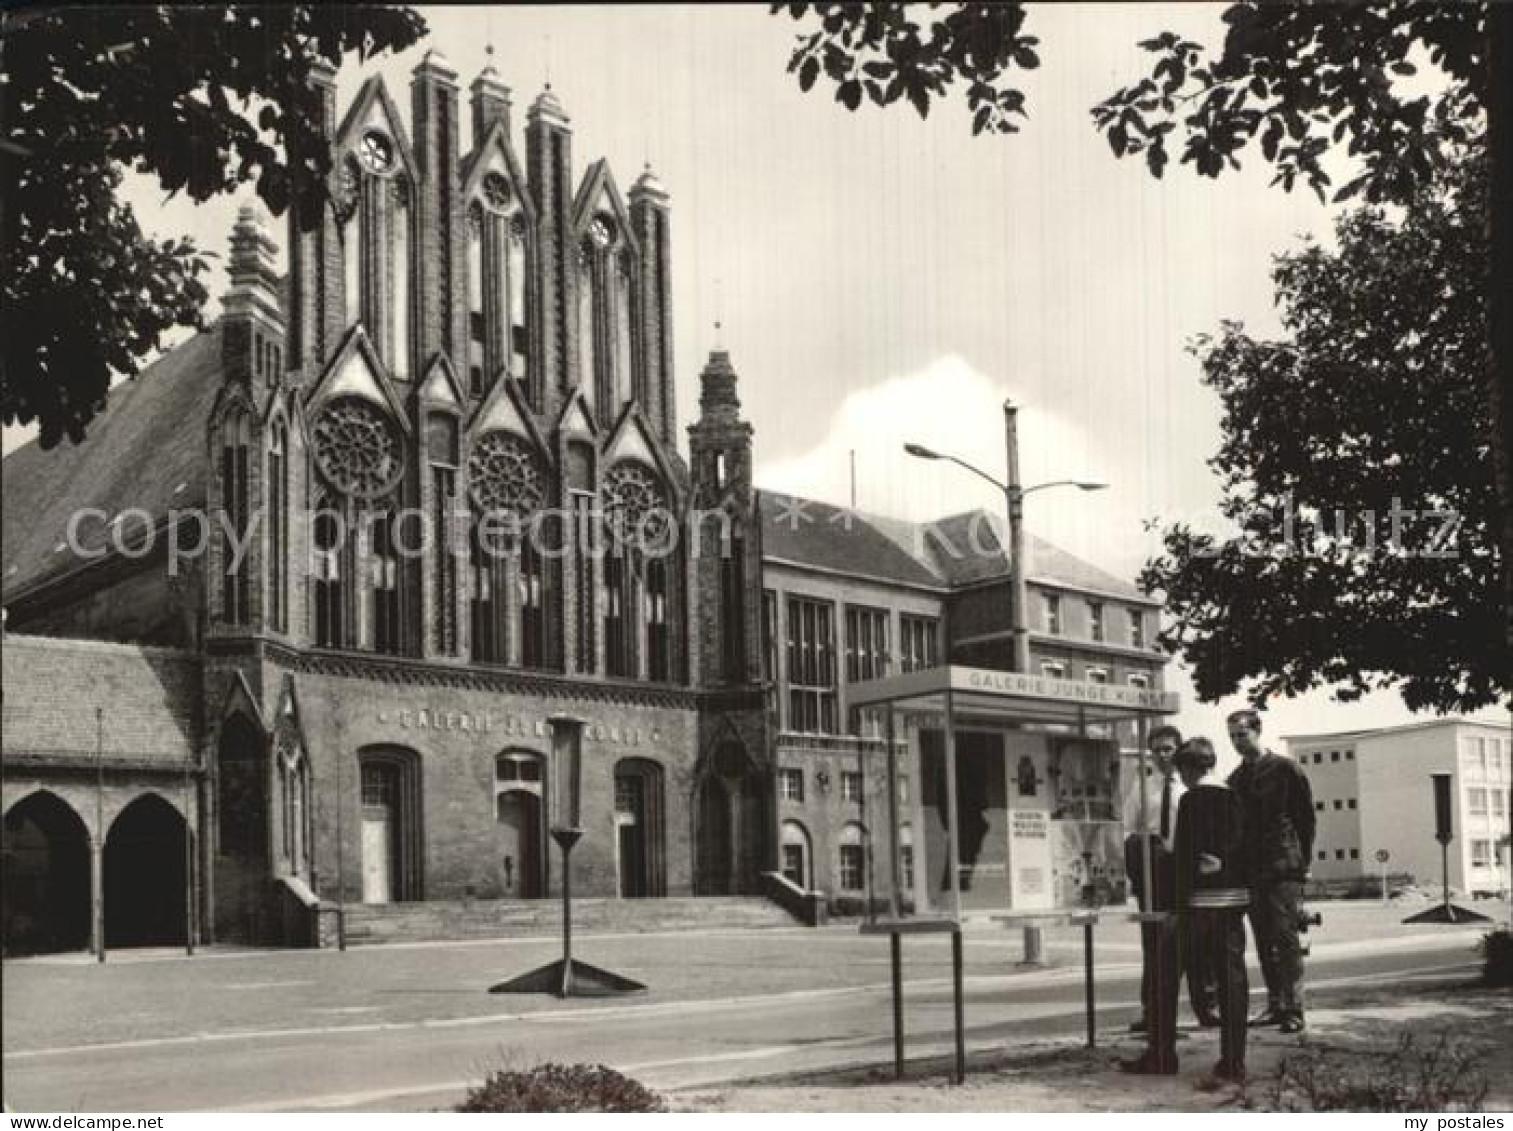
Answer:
[{"left": 2, "top": 327, "right": 224, "bottom": 600}]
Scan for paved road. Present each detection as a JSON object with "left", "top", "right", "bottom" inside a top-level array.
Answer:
[{"left": 2, "top": 912, "right": 1488, "bottom": 1112}]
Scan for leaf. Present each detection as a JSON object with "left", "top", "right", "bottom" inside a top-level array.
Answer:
[
  {"left": 906, "top": 80, "right": 929, "bottom": 119},
  {"left": 837, "top": 78, "right": 863, "bottom": 111},
  {"left": 798, "top": 54, "right": 820, "bottom": 92}
]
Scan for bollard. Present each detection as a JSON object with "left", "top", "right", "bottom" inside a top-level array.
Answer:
[{"left": 1020, "top": 923, "right": 1045, "bottom": 966}]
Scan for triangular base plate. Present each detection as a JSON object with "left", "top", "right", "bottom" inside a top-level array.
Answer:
[
  {"left": 488, "top": 957, "right": 647, "bottom": 997},
  {"left": 1402, "top": 903, "right": 1491, "bottom": 924}
]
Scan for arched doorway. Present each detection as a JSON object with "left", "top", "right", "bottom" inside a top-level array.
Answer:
[
  {"left": 3, "top": 791, "right": 91, "bottom": 955},
  {"left": 104, "top": 794, "right": 186, "bottom": 948},
  {"left": 780, "top": 820, "right": 812, "bottom": 890},
  {"left": 495, "top": 750, "right": 546, "bottom": 898},
  {"left": 358, "top": 747, "right": 422, "bottom": 904},
  {"left": 215, "top": 712, "right": 268, "bottom": 942},
  {"left": 694, "top": 739, "right": 767, "bottom": 895},
  {"left": 614, "top": 758, "right": 666, "bottom": 898}
]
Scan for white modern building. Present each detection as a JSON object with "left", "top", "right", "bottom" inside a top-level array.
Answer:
[{"left": 1284, "top": 718, "right": 1512, "bottom": 897}]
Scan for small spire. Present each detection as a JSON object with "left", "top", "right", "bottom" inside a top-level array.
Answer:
[{"left": 713, "top": 320, "right": 723, "bottom": 349}]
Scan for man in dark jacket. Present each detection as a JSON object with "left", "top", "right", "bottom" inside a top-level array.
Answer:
[
  {"left": 1173, "top": 737, "right": 1250, "bottom": 1084},
  {"left": 1226, "top": 708, "right": 1314, "bottom": 1033}
]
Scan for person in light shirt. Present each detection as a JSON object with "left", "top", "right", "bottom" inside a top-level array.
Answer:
[{"left": 1122, "top": 725, "right": 1218, "bottom": 1055}]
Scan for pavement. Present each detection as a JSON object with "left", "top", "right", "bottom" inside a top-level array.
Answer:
[{"left": 2, "top": 898, "right": 1507, "bottom": 1112}]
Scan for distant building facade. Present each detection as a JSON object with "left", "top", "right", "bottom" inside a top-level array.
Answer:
[{"left": 1285, "top": 718, "right": 1512, "bottom": 896}]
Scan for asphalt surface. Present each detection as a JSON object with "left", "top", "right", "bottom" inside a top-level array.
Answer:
[{"left": 1, "top": 908, "right": 1495, "bottom": 1112}]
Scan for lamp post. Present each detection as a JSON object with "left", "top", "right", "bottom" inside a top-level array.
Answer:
[
  {"left": 905, "top": 400, "right": 1107, "bottom": 674},
  {"left": 490, "top": 714, "right": 647, "bottom": 997},
  {"left": 906, "top": 403, "right": 1107, "bottom": 954}
]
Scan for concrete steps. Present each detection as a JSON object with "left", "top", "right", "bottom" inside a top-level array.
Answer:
[{"left": 341, "top": 895, "right": 801, "bottom": 945}]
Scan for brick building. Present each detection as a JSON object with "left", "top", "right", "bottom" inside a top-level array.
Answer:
[{"left": 2, "top": 52, "right": 1169, "bottom": 953}]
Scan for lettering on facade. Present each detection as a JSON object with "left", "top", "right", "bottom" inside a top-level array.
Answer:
[
  {"left": 374, "top": 708, "right": 661, "bottom": 746},
  {"left": 962, "top": 667, "right": 1177, "bottom": 712},
  {"left": 1011, "top": 810, "right": 1049, "bottom": 841}
]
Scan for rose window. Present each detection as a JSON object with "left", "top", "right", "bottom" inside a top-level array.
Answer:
[
  {"left": 468, "top": 432, "right": 546, "bottom": 520},
  {"left": 604, "top": 461, "right": 671, "bottom": 546},
  {"left": 312, "top": 398, "right": 404, "bottom": 499},
  {"left": 483, "top": 171, "right": 511, "bottom": 211},
  {"left": 357, "top": 130, "right": 394, "bottom": 174},
  {"left": 587, "top": 216, "right": 614, "bottom": 249}
]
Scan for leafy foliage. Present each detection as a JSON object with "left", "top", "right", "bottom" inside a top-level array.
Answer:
[
  {"left": 774, "top": 3, "right": 1038, "bottom": 135},
  {"left": 1140, "top": 155, "right": 1505, "bottom": 713},
  {"left": 456, "top": 1063, "right": 667, "bottom": 1113},
  {"left": 1, "top": 5, "right": 427, "bottom": 448},
  {"left": 1092, "top": 5, "right": 1485, "bottom": 203},
  {"left": 1259, "top": 1031, "right": 1490, "bottom": 1112}
]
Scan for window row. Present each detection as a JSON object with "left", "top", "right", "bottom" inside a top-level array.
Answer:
[
  {"left": 780, "top": 820, "right": 911, "bottom": 893},
  {"left": 1039, "top": 661, "right": 1152, "bottom": 690},
  {"left": 1314, "top": 798, "right": 1359, "bottom": 812},
  {"left": 1316, "top": 848, "right": 1361, "bottom": 862},
  {"left": 775, "top": 595, "right": 940, "bottom": 735},
  {"left": 1303, "top": 748, "right": 1356, "bottom": 764},
  {"left": 1042, "top": 593, "right": 1151, "bottom": 648},
  {"left": 777, "top": 766, "right": 866, "bottom": 804}
]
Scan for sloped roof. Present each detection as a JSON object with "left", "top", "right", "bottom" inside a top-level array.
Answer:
[
  {"left": 757, "top": 492, "right": 1147, "bottom": 601},
  {"left": 759, "top": 490, "right": 943, "bottom": 589},
  {"left": 923, "top": 509, "right": 1147, "bottom": 599},
  {"left": 0, "top": 635, "right": 200, "bottom": 762},
  {"left": 2, "top": 327, "right": 222, "bottom": 600}
]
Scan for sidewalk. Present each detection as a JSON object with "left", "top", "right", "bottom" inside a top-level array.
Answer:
[{"left": 676, "top": 969, "right": 1513, "bottom": 1112}]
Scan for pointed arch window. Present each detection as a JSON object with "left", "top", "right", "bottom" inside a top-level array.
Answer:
[
  {"left": 268, "top": 420, "right": 289, "bottom": 633},
  {"left": 467, "top": 431, "right": 547, "bottom": 666},
  {"left": 276, "top": 733, "right": 311, "bottom": 879},
  {"left": 507, "top": 213, "right": 531, "bottom": 381},
  {"left": 312, "top": 495, "right": 347, "bottom": 648},
  {"left": 603, "top": 461, "right": 672, "bottom": 681},
  {"left": 389, "top": 180, "right": 411, "bottom": 379},
  {"left": 339, "top": 133, "right": 412, "bottom": 377},
  {"left": 221, "top": 408, "right": 252, "bottom": 625},
  {"left": 369, "top": 509, "right": 402, "bottom": 655},
  {"left": 466, "top": 202, "right": 486, "bottom": 396},
  {"left": 427, "top": 411, "right": 460, "bottom": 656}
]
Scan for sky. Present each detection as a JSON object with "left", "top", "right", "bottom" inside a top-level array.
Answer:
[{"left": 5, "top": 3, "right": 1504, "bottom": 760}]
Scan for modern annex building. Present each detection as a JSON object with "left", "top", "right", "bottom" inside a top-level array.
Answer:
[
  {"left": 1, "top": 53, "right": 1169, "bottom": 954},
  {"left": 1285, "top": 718, "right": 1512, "bottom": 897}
]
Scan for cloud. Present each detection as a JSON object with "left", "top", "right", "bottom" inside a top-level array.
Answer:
[{"left": 752, "top": 353, "right": 1159, "bottom": 577}]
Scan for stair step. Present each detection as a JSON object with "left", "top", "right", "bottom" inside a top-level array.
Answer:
[{"left": 338, "top": 896, "right": 799, "bottom": 946}]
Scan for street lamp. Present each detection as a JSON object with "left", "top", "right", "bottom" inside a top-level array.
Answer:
[{"left": 905, "top": 401, "right": 1107, "bottom": 674}]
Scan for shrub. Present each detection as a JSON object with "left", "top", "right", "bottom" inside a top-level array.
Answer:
[
  {"left": 1476, "top": 927, "right": 1513, "bottom": 987},
  {"left": 456, "top": 1063, "right": 667, "bottom": 1113},
  {"left": 1259, "top": 1032, "right": 1488, "bottom": 1112}
]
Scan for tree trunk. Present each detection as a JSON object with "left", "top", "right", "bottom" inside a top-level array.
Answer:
[{"left": 1489, "top": 5, "right": 1513, "bottom": 713}]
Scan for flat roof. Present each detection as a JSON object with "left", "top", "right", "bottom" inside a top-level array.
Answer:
[
  {"left": 849, "top": 664, "right": 1179, "bottom": 726},
  {"left": 1283, "top": 715, "right": 1511, "bottom": 744}
]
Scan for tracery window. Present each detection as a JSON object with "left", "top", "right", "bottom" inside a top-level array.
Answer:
[
  {"left": 468, "top": 432, "right": 547, "bottom": 665},
  {"left": 577, "top": 213, "right": 637, "bottom": 422},
  {"left": 427, "top": 412, "right": 459, "bottom": 656},
  {"left": 468, "top": 432, "right": 546, "bottom": 521},
  {"left": 312, "top": 397, "right": 404, "bottom": 500},
  {"left": 268, "top": 421, "right": 288, "bottom": 633},
  {"left": 602, "top": 461, "right": 673, "bottom": 681},
  {"left": 221, "top": 408, "right": 252, "bottom": 626},
  {"left": 339, "top": 129, "right": 411, "bottom": 376}
]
